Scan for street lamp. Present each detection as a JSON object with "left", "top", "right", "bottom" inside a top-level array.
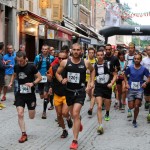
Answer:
[
  {"left": 101, "top": 18, "right": 105, "bottom": 27},
  {"left": 73, "top": 0, "right": 79, "bottom": 7}
]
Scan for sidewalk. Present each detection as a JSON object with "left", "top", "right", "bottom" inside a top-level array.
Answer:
[{"left": 0, "top": 92, "right": 150, "bottom": 150}]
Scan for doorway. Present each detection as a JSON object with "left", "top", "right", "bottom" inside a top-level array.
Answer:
[{"left": 25, "top": 34, "right": 35, "bottom": 62}]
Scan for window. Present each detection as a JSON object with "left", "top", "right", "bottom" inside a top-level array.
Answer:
[
  {"left": 29, "top": 0, "right": 33, "bottom": 12},
  {"left": 40, "top": 9, "right": 47, "bottom": 17},
  {"left": 20, "top": 0, "right": 24, "bottom": 10}
]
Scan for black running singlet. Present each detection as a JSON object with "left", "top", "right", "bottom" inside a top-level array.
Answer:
[{"left": 65, "top": 58, "right": 86, "bottom": 90}]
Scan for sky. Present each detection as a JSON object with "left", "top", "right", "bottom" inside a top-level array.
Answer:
[{"left": 120, "top": 0, "right": 150, "bottom": 25}]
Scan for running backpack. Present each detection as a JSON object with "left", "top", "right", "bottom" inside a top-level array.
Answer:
[{"left": 37, "top": 54, "right": 50, "bottom": 71}]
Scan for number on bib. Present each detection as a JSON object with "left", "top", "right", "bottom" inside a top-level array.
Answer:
[
  {"left": 67, "top": 72, "right": 80, "bottom": 83},
  {"left": 20, "top": 85, "right": 31, "bottom": 94},
  {"left": 40, "top": 76, "right": 47, "bottom": 83},
  {"left": 131, "top": 82, "right": 140, "bottom": 90}
]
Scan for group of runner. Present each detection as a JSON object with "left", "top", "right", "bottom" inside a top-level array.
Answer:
[{"left": 0, "top": 42, "right": 150, "bottom": 150}]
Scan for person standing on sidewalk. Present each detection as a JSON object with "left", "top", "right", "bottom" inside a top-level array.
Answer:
[
  {"left": 94, "top": 50, "right": 117, "bottom": 134},
  {"left": 124, "top": 53, "right": 150, "bottom": 127},
  {"left": 56, "top": 43, "right": 95, "bottom": 150},
  {"left": 0, "top": 42, "right": 12, "bottom": 109},
  {"left": 34, "top": 44, "right": 54, "bottom": 119},
  {"left": 9, "top": 51, "right": 42, "bottom": 143},
  {"left": 141, "top": 45, "right": 150, "bottom": 121},
  {"left": 1, "top": 44, "right": 16, "bottom": 101}
]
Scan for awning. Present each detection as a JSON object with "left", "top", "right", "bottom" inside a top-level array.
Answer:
[{"left": 18, "top": 11, "right": 73, "bottom": 36}]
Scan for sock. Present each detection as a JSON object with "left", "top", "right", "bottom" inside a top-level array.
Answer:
[
  {"left": 22, "top": 132, "right": 26, "bottom": 135},
  {"left": 133, "top": 120, "right": 136, "bottom": 123},
  {"left": 99, "top": 124, "right": 103, "bottom": 127},
  {"left": 43, "top": 99, "right": 48, "bottom": 112},
  {"left": 115, "top": 100, "right": 118, "bottom": 103},
  {"left": 106, "top": 111, "right": 109, "bottom": 116},
  {"left": 50, "top": 95, "right": 53, "bottom": 107},
  {"left": 128, "top": 109, "right": 131, "bottom": 112}
]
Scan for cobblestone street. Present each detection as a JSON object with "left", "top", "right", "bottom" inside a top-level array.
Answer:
[{"left": 0, "top": 93, "right": 150, "bottom": 150}]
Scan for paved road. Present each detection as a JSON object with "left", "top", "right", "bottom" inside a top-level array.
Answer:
[{"left": 0, "top": 92, "right": 150, "bottom": 150}]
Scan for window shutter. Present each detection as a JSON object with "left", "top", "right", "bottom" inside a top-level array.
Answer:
[
  {"left": 29, "top": 0, "right": 33, "bottom": 12},
  {"left": 20, "top": 0, "right": 24, "bottom": 10}
]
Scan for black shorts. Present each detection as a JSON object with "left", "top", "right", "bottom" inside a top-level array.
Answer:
[
  {"left": 144, "top": 83, "right": 150, "bottom": 96},
  {"left": 116, "top": 79, "right": 124, "bottom": 85},
  {"left": 94, "top": 86, "right": 112, "bottom": 99},
  {"left": 15, "top": 92, "right": 36, "bottom": 110},
  {"left": 38, "top": 82, "right": 51, "bottom": 95},
  {"left": 66, "top": 89, "right": 86, "bottom": 106}
]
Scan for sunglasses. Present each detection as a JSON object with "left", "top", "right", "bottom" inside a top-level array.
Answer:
[
  {"left": 58, "top": 57, "right": 66, "bottom": 60},
  {"left": 105, "top": 49, "right": 111, "bottom": 50}
]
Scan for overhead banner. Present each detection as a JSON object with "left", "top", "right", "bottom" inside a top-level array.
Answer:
[{"left": 39, "top": 0, "right": 51, "bottom": 9}]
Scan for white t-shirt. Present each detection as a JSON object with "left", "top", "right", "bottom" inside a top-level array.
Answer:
[
  {"left": 125, "top": 54, "right": 134, "bottom": 67},
  {"left": 141, "top": 56, "right": 150, "bottom": 80}
]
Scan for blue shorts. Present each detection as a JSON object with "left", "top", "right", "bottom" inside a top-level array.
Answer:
[{"left": 127, "top": 90, "right": 143, "bottom": 101}]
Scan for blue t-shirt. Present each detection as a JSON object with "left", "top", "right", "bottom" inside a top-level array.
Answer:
[
  {"left": 34, "top": 54, "right": 54, "bottom": 76},
  {"left": 125, "top": 65, "right": 150, "bottom": 91},
  {"left": 3, "top": 52, "right": 16, "bottom": 75}
]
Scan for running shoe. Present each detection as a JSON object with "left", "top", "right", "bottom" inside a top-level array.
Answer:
[
  {"left": 132, "top": 120, "right": 137, "bottom": 128},
  {"left": 121, "top": 104, "right": 125, "bottom": 110},
  {"left": 97, "top": 126, "right": 104, "bottom": 135},
  {"left": 18, "top": 133, "right": 28, "bottom": 143},
  {"left": 145, "top": 102, "right": 149, "bottom": 110},
  {"left": 0, "top": 103, "right": 6, "bottom": 108},
  {"left": 61, "top": 130, "right": 68, "bottom": 138},
  {"left": 88, "top": 109, "right": 92, "bottom": 116},
  {"left": 104, "top": 115, "right": 110, "bottom": 121},
  {"left": 114, "top": 102, "right": 118, "bottom": 109},
  {"left": 127, "top": 111, "right": 132, "bottom": 118},
  {"left": 79, "top": 123, "right": 83, "bottom": 132},
  {"left": 41, "top": 112, "right": 47, "bottom": 119},
  {"left": 147, "top": 114, "right": 150, "bottom": 122},
  {"left": 1, "top": 96, "right": 6, "bottom": 101},
  {"left": 48, "top": 106, "right": 54, "bottom": 110},
  {"left": 0, "top": 107, "right": 2, "bottom": 110},
  {"left": 70, "top": 140, "right": 78, "bottom": 150},
  {"left": 67, "top": 118, "right": 73, "bottom": 128}
]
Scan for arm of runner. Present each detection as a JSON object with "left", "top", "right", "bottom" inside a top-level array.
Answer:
[
  {"left": 124, "top": 72, "right": 130, "bottom": 90},
  {"left": 85, "top": 60, "right": 95, "bottom": 89},
  {"left": 47, "top": 66, "right": 53, "bottom": 81},
  {"left": 142, "top": 68, "right": 150, "bottom": 88},
  {"left": 107, "top": 72, "right": 117, "bottom": 89},
  {"left": 56, "top": 59, "right": 67, "bottom": 84},
  {"left": 8, "top": 73, "right": 17, "bottom": 88}
]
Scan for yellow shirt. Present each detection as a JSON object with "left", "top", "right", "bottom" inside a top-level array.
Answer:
[{"left": 85, "top": 57, "right": 97, "bottom": 82}]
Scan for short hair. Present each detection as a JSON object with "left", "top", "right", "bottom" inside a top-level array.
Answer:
[
  {"left": 134, "top": 53, "right": 142, "bottom": 60},
  {"left": 97, "top": 49, "right": 104, "bottom": 54},
  {"left": 129, "top": 42, "right": 135, "bottom": 48},
  {"left": 0, "top": 42, "right": 4, "bottom": 50},
  {"left": 88, "top": 47, "right": 95, "bottom": 53},
  {"left": 105, "top": 44, "right": 112, "bottom": 48},
  {"left": 72, "top": 43, "right": 81, "bottom": 49},
  {"left": 98, "top": 46, "right": 105, "bottom": 51},
  {"left": 61, "top": 45, "right": 69, "bottom": 53},
  {"left": 118, "top": 50, "right": 125, "bottom": 58},
  {"left": 7, "top": 44, "right": 13, "bottom": 48},
  {"left": 16, "top": 51, "right": 26, "bottom": 59},
  {"left": 20, "top": 44, "right": 25, "bottom": 49},
  {"left": 42, "top": 44, "right": 49, "bottom": 49}
]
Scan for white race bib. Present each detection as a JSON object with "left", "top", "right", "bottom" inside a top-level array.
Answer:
[
  {"left": 40, "top": 76, "right": 47, "bottom": 83},
  {"left": 98, "top": 66, "right": 104, "bottom": 74},
  {"left": 96, "top": 74, "right": 110, "bottom": 84},
  {"left": 67, "top": 72, "right": 80, "bottom": 83},
  {"left": 131, "top": 82, "right": 140, "bottom": 90},
  {"left": 20, "top": 84, "right": 31, "bottom": 94}
]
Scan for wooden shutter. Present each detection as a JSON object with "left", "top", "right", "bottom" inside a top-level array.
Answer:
[
  {"left": 29, "top": 0, "right": 33, "bottom": 12},
  {"left": 40, "top": 9, "right": 47, "bottom": 17},
  {"left": 20, "top": 0, "right": 24, "bottom": 10}
]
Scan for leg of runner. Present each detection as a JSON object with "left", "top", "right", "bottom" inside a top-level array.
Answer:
[
  {"left": 69, "top": 103, "right": 82, "bottom": 149},
  {"left": 117, "top": 83, "right": 122, "bottom": 110},
  {"left": 145, "top": 96, "right": 150, "bottom": 122},
  {"left": 104, "top": 98, "right": 111, "bottom": 121},
  {"left": 96, "top": 96, "right": 104, "bottom": 134},
  {"left": 88, "top": 88, "right": 95, "bottom": 117},
  {"left": 17, "top": 106, "right": 28, "bottom": 143}
]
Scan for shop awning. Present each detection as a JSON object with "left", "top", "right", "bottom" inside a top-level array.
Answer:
[{"left": 18, "top": 10, "right": 73, "bottom": 36}]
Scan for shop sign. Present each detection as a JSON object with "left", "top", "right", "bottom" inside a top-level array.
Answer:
[
  {"left": 56, "top": 31, "right": 72, "bottom": 41},
  {"left": 47, "top": 29, "right": 55, "bottom": 39},
  {"left": 39, "top": 25, "right": 45, "bottom": 37},
  {"left": 80, "top": 37, "right": 91, "bottom": 44}
]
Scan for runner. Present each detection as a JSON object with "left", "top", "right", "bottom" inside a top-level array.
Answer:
[
  {"left": 34, "top": 44, "right": 54, "bottom": 119},
  {"left": 141, "top": 45, "right": 150, "bottom": 121},
  {"left": 85, "top": 47, "right": 96, "bottom": 117},
  {"left": 124, "top": 53, "right": 150, "bottom": 127},
  {"left": 104, "top": 44, "right": 120, "bottom": 116},
  {"left": 116, "top": 50, "right": 126, "bottom": 111},
  {"left": 47, "top": 51, "right": 73, "bottom": 138},
  {"left": 56, "top": 43, "right": 95, "bottom": 150},
  {"left": 125, "top": 42, "right": 136, "bottom": 118},
  {"left": 8, "top": 51, "right": 42, "bottom": 143}
]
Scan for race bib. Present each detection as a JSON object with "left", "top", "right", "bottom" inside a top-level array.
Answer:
[
  {"left": 67, "top": 72, "right": 80, "bottom": 83},
  {"left": 20, "top": 84, "right": 31, "bottom": 94},
  {"left": 98, "top": 66, "right": 104, "bottom": 74},
  {"left": 96, "top": 74, "right": 110, "bottom": 84},
  {"left": 131, "top": 82, "right": 140, "bottom": 90},
  {"left": 40, "top": 76, "right": 47, "bottom": 83}
]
